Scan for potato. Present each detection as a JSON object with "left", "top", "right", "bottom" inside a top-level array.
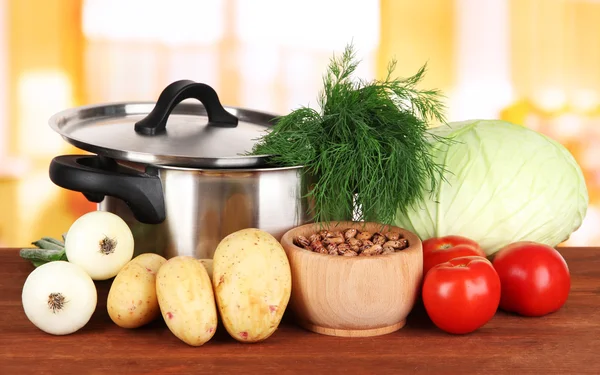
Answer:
[
  {"left": 107, "top": 253, "right": 167, "bottom": 329},
  {"left": 199, "top": 259, "right": 213, "bottom": 281},
  {"left": 213, "top": 228, "right": 292, "bottom": 343},
  {"left": 156, "top": 256, "right": 218, "bottom": 346}
]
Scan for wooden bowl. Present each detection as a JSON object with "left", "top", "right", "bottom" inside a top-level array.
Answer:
[{"left": 280, "top": 221, "right": 423, "bottom": 338}]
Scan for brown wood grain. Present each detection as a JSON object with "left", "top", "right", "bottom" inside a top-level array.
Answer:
[
  {"left": 280, "top": 221, "right": 423, "bottom": 337},
  {"left": 0, "top": 247, "right": 598, "bottom": 375}
]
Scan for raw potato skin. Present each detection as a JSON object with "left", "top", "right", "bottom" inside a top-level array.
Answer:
[
  {"left": 107, "top": 253, "right": 167, "bottom": 329},
  {"left": 213, "top": 228, "right": 292, "bottom": 343},
  {"left": 156, "top": 256, "right": 218, "bottom": 346},
  {"left": 199, "top": 259, "right": 213, "bottom": 281}
]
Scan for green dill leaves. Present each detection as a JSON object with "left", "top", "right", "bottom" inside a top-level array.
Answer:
[{"left": 251, "top": 43, "right": 447, "bottom": 225}]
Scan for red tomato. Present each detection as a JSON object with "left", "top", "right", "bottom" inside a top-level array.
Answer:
[
  {"left": 492, "top": 241, "right": 570, "bottom": 317},
  {"left": 422, "top": 256, "right": 501, "bottom": 334},
  {"left": 422, "top": 235, "right": 486, "bottom": 275}
]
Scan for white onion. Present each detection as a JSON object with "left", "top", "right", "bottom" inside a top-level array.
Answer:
[
  {"left": 22, "top": 261, "right": 97, "bottom": 335},
  {"left": 65, "top": 211, "right": 135, "bottom": 280}
]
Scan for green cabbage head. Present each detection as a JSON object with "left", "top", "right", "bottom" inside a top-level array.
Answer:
[{"left": 394, "top": 119, "right": 588, "bottom": 256}]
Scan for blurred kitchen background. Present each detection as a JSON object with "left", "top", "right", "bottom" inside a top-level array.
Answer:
[{"left": 0, "top": 0, "right": 599, "bottom": 247}]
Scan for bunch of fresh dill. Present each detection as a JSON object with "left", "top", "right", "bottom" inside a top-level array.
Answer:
[{"left": 250, "top": 43, "right": 447, "bottom": 225}]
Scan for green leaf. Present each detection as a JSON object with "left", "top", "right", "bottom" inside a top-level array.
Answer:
[
  {"left": 30, "top": 260, "right": 46, "bottom": 267},
  {"left": 31, "top": 239, "right": 64, "bottom": 251},
  {"left": 19, "top": 248, "right": 66, "bottom": 267},
  {"left": 41, "top": 236, "right": 65, "bottom": 247}
]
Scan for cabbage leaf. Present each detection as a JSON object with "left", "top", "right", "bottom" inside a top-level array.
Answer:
[{"left": 394, "top": 119, "right": 589, "bottom": 256}]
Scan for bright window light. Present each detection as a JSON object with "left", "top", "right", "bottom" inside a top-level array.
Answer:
[
  {"left": 235, "top": 0, "right": 380, "bottom": 113},
  {"left": 450, "top": 0, "right": 514, "bottom": 120},
  {"left": 17, "top": 71, "right": 72, "bottom": 156},
  {"left": 552, "top": 113, "right": 584, "bottom": 139},
  {"left": 17, "top": 170, "right": 62, "bottom": 228},
  {"left": 82, "top": 0, "right": 225, "bottom": 45},
  {"left": 564, "top": 205, "right": 600, "bottom": 247},
  {"left": 234, "top": 0, "right": 380, "bottom": 51},
  {"left": 534, "top": 88, "right": 567, "bottom": 112},
  {"left": 572, "top": 89, "right": 599, "bottom": 112}
]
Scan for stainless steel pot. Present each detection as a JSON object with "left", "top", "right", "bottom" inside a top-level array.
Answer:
[{"left": 48, "top": 80, "right": 313, "bottom": 259}]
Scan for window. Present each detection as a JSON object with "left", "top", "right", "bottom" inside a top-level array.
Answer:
[{"left": 80, "top": 0, "right": 380, "bottom": 114}]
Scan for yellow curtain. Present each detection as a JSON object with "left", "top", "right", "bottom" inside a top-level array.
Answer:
[
  {"left": 500, "top": 0, "right": 600, "bottom": 246},
  {"left": 1, "top": 0, "right": 92, "bottom": 247},
  {"left": 378, "top": 0, "right": 600, "bottom": 246},
  {"left": 377, "top": 0, "right": 455, "bottom": 94}
]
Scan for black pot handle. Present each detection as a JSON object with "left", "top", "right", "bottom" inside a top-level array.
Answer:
[
  {"left": 134, "top": 80, "right": 238, "bottom": 135},
  {"left": 49, "top": 155, "right": 166, "bottom": 224}
]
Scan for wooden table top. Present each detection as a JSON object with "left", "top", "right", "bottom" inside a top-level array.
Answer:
[{"left": 1, "top": 247, "right": 599, "bottom": 375}]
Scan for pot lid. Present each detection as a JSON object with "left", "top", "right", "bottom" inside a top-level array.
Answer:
[{"left": 48, "top": 80, "right": 277, "bottom": 168}]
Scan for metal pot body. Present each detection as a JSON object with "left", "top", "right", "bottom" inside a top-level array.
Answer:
[
  {"left": 47, "top": 79, "right": 313, "bottom": 259},
  {"left": 99, "top": 163, "right": 310, "bottom": 259}
]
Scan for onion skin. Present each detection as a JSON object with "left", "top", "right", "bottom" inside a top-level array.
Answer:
[
  {"left": 65, "top": 211, "right": 134, "bottom": 280},
  {"left": 21, "top": 261, "right": 97, "bottom": 335}
]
